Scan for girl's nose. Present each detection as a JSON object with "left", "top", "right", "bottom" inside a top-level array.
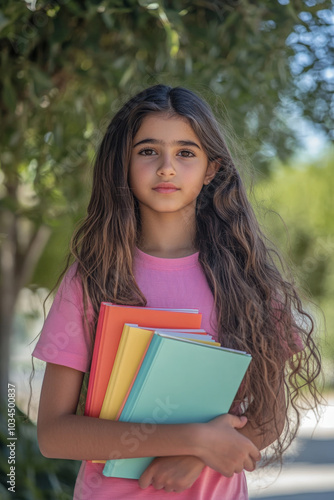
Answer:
[{"left": 157, "top": 153, "right": 176, "bottom": 176}]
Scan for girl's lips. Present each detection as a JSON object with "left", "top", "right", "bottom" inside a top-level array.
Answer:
[{"left": 153, "top": 187, "right": 180, "bottom": 193}]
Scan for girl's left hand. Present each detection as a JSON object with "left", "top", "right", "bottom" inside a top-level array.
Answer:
[{"left": 138, "top": 455, "right": 205, "bottom": 493}]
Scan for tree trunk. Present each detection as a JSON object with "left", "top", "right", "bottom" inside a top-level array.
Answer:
[
  {"left": 0, "top": 209, "right": 51, "bottom": 405},
  {"left": 0, "top": 210, "right": 16, "bottom": 404}
]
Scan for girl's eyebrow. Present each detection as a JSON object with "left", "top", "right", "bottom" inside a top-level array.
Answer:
[{"left": 133, "top": 138, "right": 201, "bottom": 150}]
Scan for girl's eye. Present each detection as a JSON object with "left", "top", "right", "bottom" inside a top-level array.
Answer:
[
  {"left": 139, "top": 148, "right": 157, "bottom": 156},
  {"left": 138, "top": 148, "right": 195, "bottom": 157},
  {"left": 178, "top": 150, "right": 195, "bottom": 158}
]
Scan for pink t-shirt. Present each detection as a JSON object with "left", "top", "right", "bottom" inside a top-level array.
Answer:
[{"left": 33, "top": 248, "right": 248, "bottom": 500}]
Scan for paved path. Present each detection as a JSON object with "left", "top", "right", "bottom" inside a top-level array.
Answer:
[{"left": 247, "top": 397, "right": 334, "bottom": 500}]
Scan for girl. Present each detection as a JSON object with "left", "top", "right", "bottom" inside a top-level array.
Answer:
[{"left": 33, "top": 84, "right": 321, "bottom": 499}]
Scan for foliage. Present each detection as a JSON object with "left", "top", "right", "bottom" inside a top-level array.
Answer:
[
  {"left": 0, "top": 0, "right": 332, "bottom": 288},
  {"left": 252, "top": 151, "right": 334, "bottom": 378},
  {"left": 0, "top": 406, "right": 80, "bottom": 499},
  {"left": 286, "top": 2, "right": 334, "bottom": 139}
]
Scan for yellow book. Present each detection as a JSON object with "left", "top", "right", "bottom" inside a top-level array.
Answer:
[
  {"left": 186, "top": 339, "right": 220, "bottom": 346},
  {"left": 99, "top": 325, "right": 153, "bottom": 421}
]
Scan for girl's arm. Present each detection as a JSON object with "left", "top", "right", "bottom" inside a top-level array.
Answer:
[
  {"left": 37, "top": 363, "right": 261, "bottom": 476},
  {"left": 138, "top": 382, "right": 286, "bottom": 492}
]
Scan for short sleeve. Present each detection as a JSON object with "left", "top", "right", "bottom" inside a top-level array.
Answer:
[{"left": 32, "top": 263, "right": 95, "bottom": 372}]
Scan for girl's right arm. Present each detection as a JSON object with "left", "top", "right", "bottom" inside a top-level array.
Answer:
[{"left": 37, "top": 362, "right": 261, "bottom": 476}]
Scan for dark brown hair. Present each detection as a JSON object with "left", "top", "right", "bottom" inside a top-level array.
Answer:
[{"left": 67, "top": 85, "right": 321, "bottom": 463}]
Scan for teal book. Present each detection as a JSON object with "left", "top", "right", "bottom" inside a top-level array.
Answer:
[{"left": 103, "top": 333, "right": 251, "bottom": 479}]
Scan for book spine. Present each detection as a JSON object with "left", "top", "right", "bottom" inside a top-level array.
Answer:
[{"left": 84, "top": 303, "right": 106, "bottom": 416}]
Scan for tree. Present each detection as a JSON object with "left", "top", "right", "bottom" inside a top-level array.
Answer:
[
  {"left": 0, "top": 0, "right": 333, "bottom": 403},
  {"left": 253, "top": 151, "right": 334, "bottom": 367}
]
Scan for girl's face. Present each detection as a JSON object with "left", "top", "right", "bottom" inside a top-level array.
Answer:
[{"left": 129, "top": 113, "right": 217, "bottom": 217}]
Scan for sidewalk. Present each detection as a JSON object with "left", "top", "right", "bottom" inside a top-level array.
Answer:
[{"left": 247, "top": 397, "right": 334, "bottom": 500}]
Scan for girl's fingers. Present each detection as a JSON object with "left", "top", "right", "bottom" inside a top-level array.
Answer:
[
  {"left": 138, "top": 469, "right": 153, "bottom": 489},
  {"left": 243, "top": 457, "right": 258, "bottom": 472},
  {"left": 251, "top": 447, "right": 262, "bottom": 462},
  {"left": 230, "top": 415, "right": 248, "bottom": 429},
  {"left": 152, "top": 480, "right": 165, "bottom": 490},
  {"left": 165, "top": 487, "right": 175, "bottom": 493}
]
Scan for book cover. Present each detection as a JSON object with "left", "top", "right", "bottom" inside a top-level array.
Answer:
[{"left": 103, "top": 334, "right": 251, "bottom": 479}]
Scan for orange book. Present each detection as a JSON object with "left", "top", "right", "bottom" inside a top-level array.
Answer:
[
  {"left": 85, "top": 303, "right": 107, "bottom": 415},
  {"left": 85, "top": 303, "right": 202, "bottom": 418}
]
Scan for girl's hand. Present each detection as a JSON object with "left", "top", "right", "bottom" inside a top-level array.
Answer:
[
  {"left": 138, "top": 455, "right": 205, "bottom": 493},
  {"left": 197, "top": 413, "right": 261, "bottom": 477}
]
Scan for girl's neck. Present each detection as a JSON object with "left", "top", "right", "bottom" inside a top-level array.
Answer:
[{"left": 137, "top": 210, "right": 197, "bottom": 259}]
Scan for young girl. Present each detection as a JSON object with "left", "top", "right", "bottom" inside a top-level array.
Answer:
[{"left": 32, "top": 84, "right": 321, "bottom": 499}]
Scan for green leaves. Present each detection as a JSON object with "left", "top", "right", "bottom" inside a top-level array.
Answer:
[
  {"left": 0, "top": 0, "right": 332, "bottom": 342},
  {"left": 0, "top": 11, "right": 10, "bottom": 33},
  {"left": 2, "top": 77, "right": 16, "bottom": 112},
  {"left": 254, "top": 151, "right": 334, "bottom": 300},
  {"left": 253, "top": 151, "right": 334, "bottom": 362}
]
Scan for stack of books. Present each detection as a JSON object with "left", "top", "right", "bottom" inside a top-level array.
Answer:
[{"left": 84, "top": 302, "right": 251, "bottom": 479}]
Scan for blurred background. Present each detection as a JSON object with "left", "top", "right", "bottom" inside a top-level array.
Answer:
[{"left": 0, "top": 1, "right": 333, "bottom": 498}]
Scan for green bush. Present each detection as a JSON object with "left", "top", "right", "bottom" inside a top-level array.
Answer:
[{"left": 0, "top": 406, "right": 80, "bottom": 499}]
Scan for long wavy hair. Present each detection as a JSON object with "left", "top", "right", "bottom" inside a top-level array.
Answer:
[{"left": 67, "top": 84, "right": 321, "bottom": 464}]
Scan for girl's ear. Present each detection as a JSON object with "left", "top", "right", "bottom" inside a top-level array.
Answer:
[{"left": 203, "top": 160, "right": 221, "bottom": 185}]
